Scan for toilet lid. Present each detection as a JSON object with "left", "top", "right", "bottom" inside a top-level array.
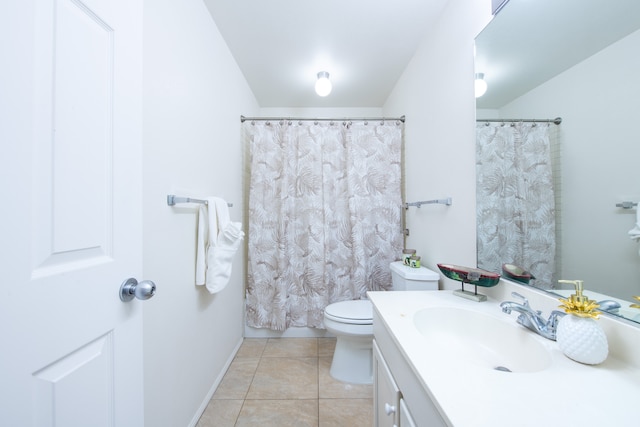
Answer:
[{"left": 324, "top": 300, "right": 372, "bottom": 325}]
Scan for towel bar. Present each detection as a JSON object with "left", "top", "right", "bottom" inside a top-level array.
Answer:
[
  {"left": 167, "top": 195, "right": 233, "bottom": 207},
  {"left": 616, "top": 201, "right": 638, "bottom": 209},
  {"left": 404, "top": 197, "right": 452, "bottom": 209}
]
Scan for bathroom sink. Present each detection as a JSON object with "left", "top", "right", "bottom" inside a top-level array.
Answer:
[{"left": 413, "top": 307, "right": 552, "bottom": 373}]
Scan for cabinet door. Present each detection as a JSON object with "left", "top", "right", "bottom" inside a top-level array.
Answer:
[
  {"left": 373, "top": 340, "right": 400, "bottom": 427},
  {"left": 400, "top": 398, "right": 417, "bottom": 427}
]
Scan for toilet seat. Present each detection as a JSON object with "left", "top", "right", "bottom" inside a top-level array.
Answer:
[{"left": 324, "top": 300, "right": 372, "bottom": 325}]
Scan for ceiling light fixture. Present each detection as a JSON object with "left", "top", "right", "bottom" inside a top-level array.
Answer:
[
  {"left": 475, "top": 73, "right": 487, "bottom": 98},
  {"left": 315, "top": 71, "right": 332, "bottom": 97}
]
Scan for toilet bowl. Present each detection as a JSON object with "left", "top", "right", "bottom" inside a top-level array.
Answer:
[
  {"left": 323, "top": 261, "right": 439, "bottom": 384},
  {"left": 323, "top": 300, "right": 374, "bottom": 384}
]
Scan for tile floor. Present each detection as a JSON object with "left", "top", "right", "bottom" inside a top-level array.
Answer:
[{"left": 196, "top": 337, "right": 373, "bottom": 427}]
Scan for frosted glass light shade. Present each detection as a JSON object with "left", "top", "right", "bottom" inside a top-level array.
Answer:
[
  {"left": 315, "top": 71, "right": 332, "bottom": 97},
  {"left": 475, "top": 73, "right": 487, "bottom": 98}
]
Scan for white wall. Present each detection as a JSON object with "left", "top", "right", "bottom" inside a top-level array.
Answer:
[
  {"left": 139, "top": 1, "right": 497, "bottom": 422},
  {"left": 142, "top": 1, "right": 258, "bottom": 426},
  {"left": 258, "top": 107, "right": 383, "bottom": 117},
  {"left": 384, "top": 0, "right": 492, "bottom": 289},
  {"left": 491, "top": 29, "right": 640, "bottom": 299}
]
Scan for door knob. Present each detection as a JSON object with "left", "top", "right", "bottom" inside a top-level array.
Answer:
[
  {"left": 119, "top": 278, "right": 156, "bottom": 302},
  {"left": 384, "top": 403, "right": 396, "bottom": 415}
]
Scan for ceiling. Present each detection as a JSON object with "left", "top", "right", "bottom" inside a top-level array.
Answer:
[
  {"left": 475, "top": 0, "right": 640, "bottom": 109},
  {"left": 203, "top": 0, "right": 449, "bottom": 108}
]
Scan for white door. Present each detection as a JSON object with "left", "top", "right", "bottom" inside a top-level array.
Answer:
[{"left": 0, "top": 0, "right": 145, "bottom": 425}]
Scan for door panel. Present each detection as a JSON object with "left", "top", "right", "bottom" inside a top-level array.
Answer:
[
  {"left": 33, "top": 333, "right": 114, "bottom": 427},
  {"left": 1, "top": 0, "right": 144, "bottom": 425},
  {"left": 34, "top": 0, "right": 115, "bottom": 277}
]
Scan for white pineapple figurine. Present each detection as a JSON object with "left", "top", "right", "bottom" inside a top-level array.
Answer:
[{"left": 556, "top": 279, "right": 608, "bottom": 365}]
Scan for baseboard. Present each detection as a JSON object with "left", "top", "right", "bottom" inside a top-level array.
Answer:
[
  {"left": 244, "top": 325, "right": 333, "bottom": 338},
  {"left": 187, "top": 336, "right": 244, "bottom": 427}
]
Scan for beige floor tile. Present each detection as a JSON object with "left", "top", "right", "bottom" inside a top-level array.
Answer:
[
  {"left": 196, "top": 399, "right": 243, "bottom": 427},
  {"left": 207, "top": 337, "right": 375, "bottom": 425},
  {"left": 318, "top": 357, "right": 373, "bottom": 399},
  {"left": 319, "top": 398, "right": 373, "bottom": 427},
  {"left": 318, "top": 337, "right": 336, "bottom": 357},
  {"left": 236, "top": 399, "right": 318, "bottom": 427},
  {"left": 262, "top": 337, "right": 318, "bottom": 357},
  {"left": 213, "top": 357, "right": 260, "bottom": 400},
  {"left": 236, "top": 338, "right": 268, "bottom": 358},
  {"left": 246, "top": 357, "right": 318, "bottom": 399}
]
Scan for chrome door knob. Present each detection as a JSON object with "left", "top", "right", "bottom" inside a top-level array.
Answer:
[{"left": 119, "top": 278, "right": 156, "bottom": 302}]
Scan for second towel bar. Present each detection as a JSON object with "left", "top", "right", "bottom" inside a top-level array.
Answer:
[
  {"left": 616, "top": 201, "right": 638, "bottom": 209},
  {"left": 167, "top": 195, "right": 233, "bottom": 207},
  {"left": 404, "top": 197, "right": 452, "bottom": 209}
]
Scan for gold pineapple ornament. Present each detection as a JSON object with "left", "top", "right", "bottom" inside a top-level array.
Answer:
[{"left": 556, "top": 279, "right": 608, "bottom": 365}]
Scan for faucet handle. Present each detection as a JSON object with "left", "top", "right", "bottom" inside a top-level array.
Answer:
[
  {"left": 511, "top": 291, "right": 529, "bottom": 307},
  {"left": 548, "top": 310, "right": 566, "bottom": 326},
  {"left": 511, "top": 291, "right": 526, "bottom": 299},
  {"left": 511, "top": 292, "right": 541, "bottom": 314}
]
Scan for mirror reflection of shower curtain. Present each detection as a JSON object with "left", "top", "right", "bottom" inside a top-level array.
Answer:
[
  {"left": 476, "top": 122, "right": 556, "bottom": 286},
  {"left": 245, "top": 120, "right": 404, "bottom": 330}
]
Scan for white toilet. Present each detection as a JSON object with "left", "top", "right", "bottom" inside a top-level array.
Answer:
[{"left": 323, "top": 261, "right": 439, "bottom": 384}]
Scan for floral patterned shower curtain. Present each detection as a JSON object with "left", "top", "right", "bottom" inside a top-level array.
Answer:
[
  {"left": 476, "top": 122, "right": 556, "bottom": 285},
  {"left": 245, "top": 120, "right": 403, "bottom": 330}
]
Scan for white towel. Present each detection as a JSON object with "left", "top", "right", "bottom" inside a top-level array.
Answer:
[
  {"left": 628, "top": 206, "right": 640, "bottom": 256},
  {"left": 195, "top": 197, "right": 244, "bottom": 293},
  {"left": 628, "top": 206, "right": 640, "bottom": 241},
  {"left": 195, "top": 202, "right": 209, "bottom": 285}
]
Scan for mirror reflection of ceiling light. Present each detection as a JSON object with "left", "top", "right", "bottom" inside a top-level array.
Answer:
[
  {"left": 475, "top": 73, "right": 487, "bottom": 98},
  {"left": 315, "top": 71, "right": 332, "bottom": 97}
]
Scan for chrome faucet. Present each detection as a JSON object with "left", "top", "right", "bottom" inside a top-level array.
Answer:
[
  {"left": 500, "top": 292, "right": 566, "bottom": 340},
  {"left": 597, "top": 300, "right": 621, "bottom": 313}
]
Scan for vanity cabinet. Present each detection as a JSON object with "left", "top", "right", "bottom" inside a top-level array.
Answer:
[
  {"left": 373, "top": 310, "right": 448, "bottom": 427},
  {"left": 373, "top": 339, "right": 444, "bottom": 427},
  {"left": 369, "top": 290, "right": 640, "bottom": 426}
]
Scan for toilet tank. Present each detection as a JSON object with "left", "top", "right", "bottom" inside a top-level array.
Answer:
[{"left": 389, "top": 261, "right": 439, "bottom": 291}]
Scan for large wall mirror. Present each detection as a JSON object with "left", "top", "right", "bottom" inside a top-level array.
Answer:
[{"left": 475, "top": 0, "right": 640, "bottom": 323}]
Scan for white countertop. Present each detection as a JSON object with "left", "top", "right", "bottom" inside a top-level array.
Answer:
[{"left": 368, "top": 290, "right": 640, "bottom": 427}]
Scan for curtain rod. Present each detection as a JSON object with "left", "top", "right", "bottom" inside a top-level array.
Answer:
[
  {"left": 477, "top": 117, "right": 562, "bottom": 125},
  {"left": 240, "top": 115, "right": 405, "bottom": 123}
]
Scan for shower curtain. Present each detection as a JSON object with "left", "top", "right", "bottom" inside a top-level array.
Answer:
[
  {"left": 244, "top": 119, "right": 404, "bottom": 330},
  {"left": 476, "top": 122, "right": 556, "bottom": 286}
]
